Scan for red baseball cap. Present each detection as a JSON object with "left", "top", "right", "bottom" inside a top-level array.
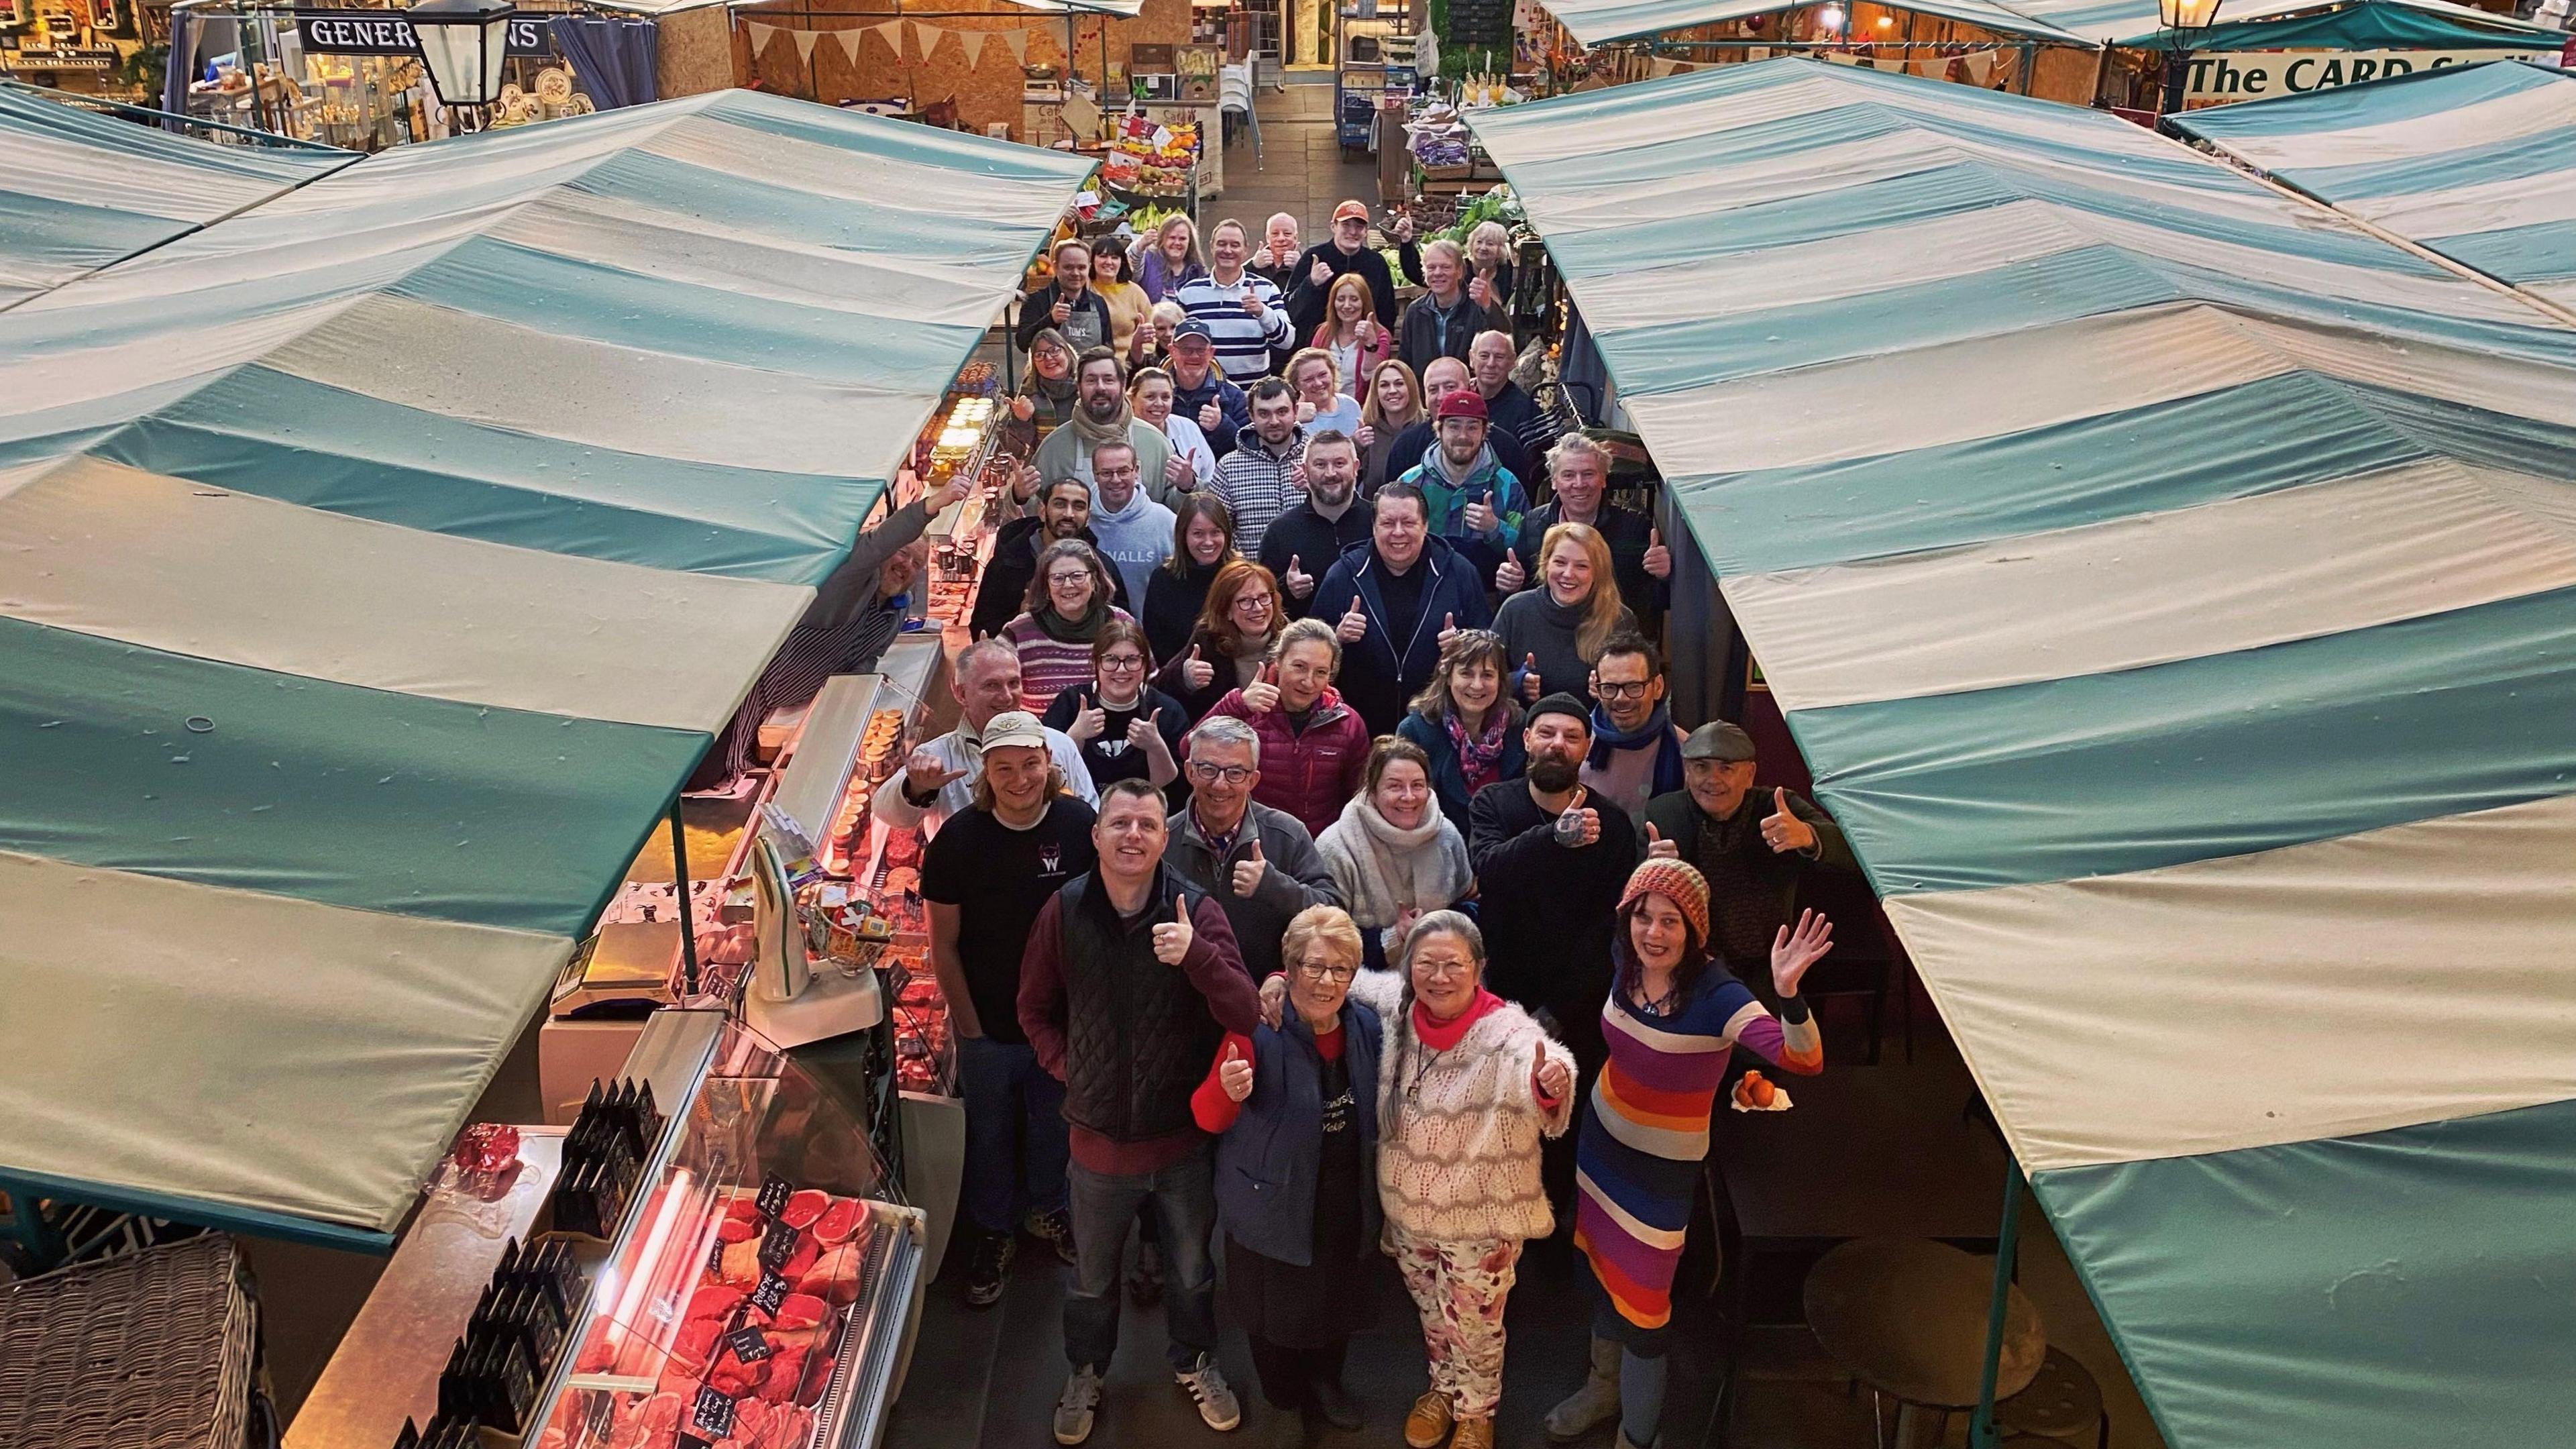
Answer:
[
  {"left": 1332, "top": 200, "right": 1370, "bottom": 223},
  {"left": 1434, "top": 389, "right": 1489, "bottom": 422}
]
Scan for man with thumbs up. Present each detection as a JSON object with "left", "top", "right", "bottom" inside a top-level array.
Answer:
[
  {"left": 1255, "top": 431, "right": 1368, "bottom": 620},
  {"left": 1165, "top": 714, "right": 1344, "bottom": 982},
  {"left": 1307, "top": 483, "right": 1492, "bottom": 735},
  {"left": 1641, "top": 721, "right": 1857, "bottom": 983},
  {"left": 1019, "top": 779, "right": 1258, "bottom": 1442},
  {"left": 1507, "top": 433, "right": 1670, "bottom": 625}
]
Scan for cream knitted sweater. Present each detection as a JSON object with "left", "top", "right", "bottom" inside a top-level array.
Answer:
[{"left": 1348, "top": 969, "right": 1575, "bottom": 1244}]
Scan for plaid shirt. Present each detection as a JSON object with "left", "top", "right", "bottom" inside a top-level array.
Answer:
[{"left": 1212, "top": 433, "right": 1307, "bottom": 549}]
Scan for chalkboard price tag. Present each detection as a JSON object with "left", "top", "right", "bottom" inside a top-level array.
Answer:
[
  {"left": 691, "top": 1385, "right": 735, "bottom": 1440},
  {"left": 758, "top": 1220, "right": 799, "bottom": 1273},
  {"left": 724, "top": 1325, "right": 773, "bottom": 1364},
  {"left": 749, "top": 1271, "right": 790, "bottom": 1318},
  {"left": 755, "top": 1174, "right": 794, "bottom": 1219},
  {"left": 708, "top": 1236, "right": 727, "bottom": 1279}
]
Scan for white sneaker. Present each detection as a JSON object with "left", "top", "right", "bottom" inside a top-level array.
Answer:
[
  {"left": 1175, "top": 1352, "right": 1242, "bottom": 1432},
  {"left": 1054, "top": 1365, "right": 1103, "bottom": 1444}
]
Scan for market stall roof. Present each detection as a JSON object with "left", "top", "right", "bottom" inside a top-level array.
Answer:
[
  {"left": 0, "top": 86, "right": 355, "bottom": 309},
  {"left": 1540, "top": 0, "right": 2094, "bottom": 48},
  {"left": 2176, "top": 60, "right": 2576, "bottom": 309},
  {"left": 1471, "top": 57, "right": 2576, "bottom": 1449},
  {"left": 0, "top": 90, "right": 1090, "bottom": 1244},
  {"left": 1993, "top": 0, "right": 2557, "bottom": 48}
]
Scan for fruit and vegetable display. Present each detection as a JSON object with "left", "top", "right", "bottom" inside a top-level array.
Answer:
[{"left": 541, "top": 1178, "right": 879, "bottom": 1449}]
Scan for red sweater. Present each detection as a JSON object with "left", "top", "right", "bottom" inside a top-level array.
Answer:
[{"left": 1200, "top": 685, "right": 1371, "bottom": 840}]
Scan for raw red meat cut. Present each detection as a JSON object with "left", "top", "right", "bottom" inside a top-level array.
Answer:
[
  {"left": 762, "top": 1403, "right": 814, "bottom": 1449},
  {"left": 710, "top": 1352, "right": 770, "bottom": 1397},
  {"left": 754, "top": 1344, "right": 810, "bottom": 1403},
  {"left": 671, "top": 1316, "right": 724, "bottom": 1376},
  {"left": 777, "top": 1189, "right": 829, "bottom": 1229},
  {"left": 574, "top": 1331, "right": 619, "bottom": 1375},
  {"left": 797, "top": 1352, "right": 836, "bottom": 1407},
  {"left": 718, "top": 1198, "right": 765, "bottom": 1243},
  {"left": 686, "top": 1285, "right": 745, "bottom": 1324},
  {"left": 770, "top": 1292, "right": 828, "bottom": 1331},
  {"left": 718, "top": 1238, "right": 763, "bottom": 1286},
  {"left": 780, "top": 1236, "right": 819, "bottom": 1283},
  {"left": 812, "top": 1197, "right": 865, "bottom": 1246},
  {"left": 797, "top": 1243, "right": 864, "bottom": 1307}
]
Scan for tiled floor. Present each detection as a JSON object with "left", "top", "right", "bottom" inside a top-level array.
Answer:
[{"left": 1208, "top": 74, "right": 1387, "bottom": 244}]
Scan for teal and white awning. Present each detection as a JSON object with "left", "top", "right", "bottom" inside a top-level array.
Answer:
[
  {"left": 1994, "top": 0, "right": 2559, "bottom": 48},
  {"left": 1540, "top": 0, "right": 2093, "bottom": 49},
  {"left": 1472, "top": 58, "right": 2576, "bottom": 1449},
  {"left": 0, "top": 87, "right": 354, "bottom": 309},
  {"left": 2177, "top": 60, "right": 2576, "bottom": 310},
  {"left": 0, "top": 90, "right": 1089, "bottom": 1242}
]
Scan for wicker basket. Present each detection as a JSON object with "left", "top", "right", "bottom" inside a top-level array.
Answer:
[{"left": 0, "top": 1234, "right": 261, "bottom": 1449}]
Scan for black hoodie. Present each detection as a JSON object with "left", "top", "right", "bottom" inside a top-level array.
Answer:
[{"left": 968, "top": 515, "right": 1133, "bottom": 641}]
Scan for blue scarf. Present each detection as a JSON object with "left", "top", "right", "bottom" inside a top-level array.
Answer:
[{"left": 1588, "top": 701, "right": 1685, "bottom": 798}]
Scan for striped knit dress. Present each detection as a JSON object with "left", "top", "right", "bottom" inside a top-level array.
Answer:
[{"left": 1574, "top": 973, "right": 1821, "bottom": 1341}]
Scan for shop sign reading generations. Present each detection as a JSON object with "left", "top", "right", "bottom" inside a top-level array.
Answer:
[
  {"left": 2184, "top": 48, "right": 2535, "bottom": 103},
  {"left": 294, "top": 7, "right": 553, "bottom": 57}
]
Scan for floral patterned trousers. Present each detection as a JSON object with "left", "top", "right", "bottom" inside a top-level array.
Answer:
[{"left": 1387, "top": 1225, "right": 1525, "bottom": 1419}]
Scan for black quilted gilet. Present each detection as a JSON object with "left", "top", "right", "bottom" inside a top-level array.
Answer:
[{"left": 1055, "top": 869, "right": 1226, "bottom": 1144}]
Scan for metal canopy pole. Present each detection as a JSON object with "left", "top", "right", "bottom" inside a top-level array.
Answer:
[
  {"left": 1967, "top": 1155, "right": 2027, "bottom": 1449},
  {"left": 669, "top": 797, "right": 701, "bottom": 998}
]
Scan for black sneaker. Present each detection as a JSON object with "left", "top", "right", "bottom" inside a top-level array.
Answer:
[
  {"left": 1024, "top": 1207, "right": 1078, "bottom": 1267},
  {"left": 964, "top": 1230, "right": 1015, "bottom": 1307}
]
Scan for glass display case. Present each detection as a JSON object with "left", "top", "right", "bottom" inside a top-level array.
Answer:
[{"left": 523, "top": 1014, "right": 922, "bottom": 1449}]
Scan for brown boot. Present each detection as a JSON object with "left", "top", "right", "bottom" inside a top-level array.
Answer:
[
  {"left": 1448, "top": 1416, "right": 1495, "bottom": 1449},
  {"left": 1403, "top": 1391, "right": 1453, "bottom": 1449}
]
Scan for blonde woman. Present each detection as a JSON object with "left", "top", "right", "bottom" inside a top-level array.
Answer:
[
  {"left": 1465, "top": 221, "right": 1515, "bottom": 315},
  {"left": 1259, "top": 913, "right": 1574, "bottom": 1449},
  {"left": 1092, "top": 244, "right": 1153, "bottom": 364},
  {"left": 1356, "top": 358, "right": 1424, "bottom": 490},
  {"left": 1309, "top": 272, "right": 1393, "bottom": 402},
  {"left": 1285, "top": 347, "right": 1362, "bottom": 439},
  {"left": 1489, "top": 522, "right": 1632, "bottom": 707},
  {"left": 1133, "top": 215, "right": 1208, "bottom": 304}
]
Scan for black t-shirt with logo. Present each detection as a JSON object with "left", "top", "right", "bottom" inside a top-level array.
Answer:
[
  {"left": 917, "top": 798, "right": 1098, "bottom": 1045},
  {"left": 1042, "top": 684, "right": 1191, "bottom": 794}
]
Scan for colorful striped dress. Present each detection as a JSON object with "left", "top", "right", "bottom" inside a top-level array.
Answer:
[{"left": 1574, "top": 973, "right": 1822, "bottom": 1340}]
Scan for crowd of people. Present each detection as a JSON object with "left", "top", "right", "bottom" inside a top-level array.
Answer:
[{"left": 882, "top": 199, "right": 1865, "bottom": 1449}]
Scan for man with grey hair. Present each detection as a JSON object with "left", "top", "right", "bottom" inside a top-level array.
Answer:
[
  {"left": 1501, "top": 431, "right": 1672, "bottom": 623},
  {"left": 1164, "top": 713, "right": 1341, "bottom": 981},
  {"left": 875, "top": 638, "right": 1097, "bottom": 829}
]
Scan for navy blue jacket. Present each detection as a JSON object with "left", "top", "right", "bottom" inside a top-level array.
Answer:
[
  {"left": 1169, "top": 368, "right": 1250, "bottom": 459},
  {"left": 1309, "top": 535, "right": 1493, "bottom": 736},
  {"left": 1213, "top": 1002, "right": 1383, "bottom": 1267},
  {"left": 1397, "top": 708, "right": 1527, "bottom": 837}
]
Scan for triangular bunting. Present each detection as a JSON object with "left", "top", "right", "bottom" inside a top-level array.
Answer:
[
  {"left": 792, "top": 28, "right": 820, "bottom": 62},
  {"left": 912, "top": 21, "right": 943, "bottom": 58},
  {"left": 959, "top": 30, "right": 987, "bottom": 68},
  {"left": 831, "top": 26, "right": 863, "bottom": 66},
  {"left": 745, "top": 21, "right": 780, "bottom": 58},
  {"left": 873, "top": 19, "right": 906, "bottom": 57},
  {"left": 1001, "top": 28, "right": 1028, "bottom": 63}
]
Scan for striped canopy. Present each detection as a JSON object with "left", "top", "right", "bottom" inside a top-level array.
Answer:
[
  {"left": 1538, "top": 0, "right": 2092, "bottom": 48},
  {"left": 2177, "top": 60, "right": 2576, "bottom": 311},
  {"left": 1994, "top": 0, "right": 2557, "bottom": 47},
  {"left": 1472, "top": 58, "right": 2576, "bottom": 1449},
  {"left": 0, "top": 89, "right": 1089, "bottom": 1241},
  {"left": 0, "top": 87, "right": 354, "bottom": 309}
]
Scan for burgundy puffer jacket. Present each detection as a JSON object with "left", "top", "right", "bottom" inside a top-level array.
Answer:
[{"left": 1199, "top": 686, "right": 1372, "bottom": 840}]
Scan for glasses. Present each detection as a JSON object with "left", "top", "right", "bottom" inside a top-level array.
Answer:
[
  {"left": 1189, "top": 762, "right": 1254, "bottom": 784},
  {"left": 1046, "top": 572, "right": 1094, "bottom": 587},
  {"left": 1296, "top": 961, "right": 1356, "bottom": 983},
  {"left": 1596, "top": 680, "right": 1654, "bottom": 700},
  {"left": 1101, "top": 653, "right": 1146, "bottom": 670},
  {"left": 1415, "top": 958, "right": 1476, "bottom": 980}
]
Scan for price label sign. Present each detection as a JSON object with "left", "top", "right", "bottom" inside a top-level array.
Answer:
[
  {"left": 758, "top": 1220, "right": 800, "bottom": 1274},
  {"left": 691, "top": 1385, "right": 736, "bottom": 1441},
  {"left": 749, "top": 1271, "right": 790, "bottom": 1318},
  {"left": 724, "top": 1325, "right": 773, "bottom": 1364},
  {"left": 708, "top": 1237, "right": 727, "bottom": 1279},
  {"left": 755, "top": 1174, "right": 794, "bottom": 1219}
]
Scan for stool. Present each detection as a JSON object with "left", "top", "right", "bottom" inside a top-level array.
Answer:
[
  {"left": 1996, "top": 1347, "right": 2108, "bottom": 1448},
  {"left": 1803, "top": 1238, "right": 2045, "bottom": 1449}
]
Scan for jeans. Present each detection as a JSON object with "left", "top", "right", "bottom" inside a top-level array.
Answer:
[
  {"left": 1065, "top": 1146, "right": 1218, "bottom": 1373},
  {"left": 957, "top": 1034, "right": 1069, "bottom": 1236}
]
